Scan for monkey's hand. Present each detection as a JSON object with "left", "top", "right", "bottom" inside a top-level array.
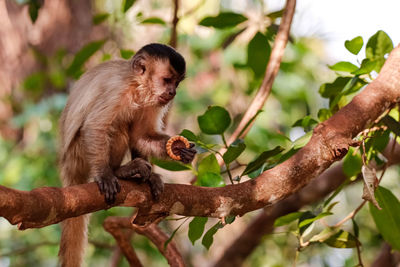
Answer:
[
  {"left": 177, "top": 143, "right": 197, "bottom": 164},
  {"left": 115, "top": 158, "right": 152, "bottom": 180},
  {"left": 95, "top": 170, "right": 121, "bottom": 205}
]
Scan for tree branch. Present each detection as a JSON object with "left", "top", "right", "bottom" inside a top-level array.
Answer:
[
  {"left": 103, "top": 219, "right": 142, "bottom": 266},
  {"left": 1, "top": 46, "right": 400, "bottom": 239},
  {"left": 169, "top": 0, "right": 179, "bottom": 48},
  {"left": 104, "top": 217, "right": 185, "bottom": 267}
]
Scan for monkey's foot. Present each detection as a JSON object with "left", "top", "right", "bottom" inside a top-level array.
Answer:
[
  {"left": 96, "top": 175, "right": 121, "bottom": 204},
  {"left": 147, "top": 173, "right": 164, "bottom": 201},
  {"left": 115, "top": 158, "right": 152, "bottom": 180}
]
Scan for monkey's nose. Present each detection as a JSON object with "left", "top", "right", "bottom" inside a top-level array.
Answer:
[{"left": 169, "top": 90, "right": 176, "bottom": 96}]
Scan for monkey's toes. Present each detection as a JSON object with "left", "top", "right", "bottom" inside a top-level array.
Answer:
[
  {"left": 96, "top": 176, "right": 121, "bottom": 204},
  {"left": 116, "top": 158, "right": 152, "bottom": 180},
  {"left": 148, "top": 173, "right": 164, "bottom": 201}
]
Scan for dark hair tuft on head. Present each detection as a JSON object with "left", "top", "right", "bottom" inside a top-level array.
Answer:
[{"left": 135, "top": 43, "right": 186, "bottom": 77}]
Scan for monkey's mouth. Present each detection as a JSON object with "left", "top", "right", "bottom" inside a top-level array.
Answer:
[{"left": 159, "top": 95, "right": 173, "bottom": 104}]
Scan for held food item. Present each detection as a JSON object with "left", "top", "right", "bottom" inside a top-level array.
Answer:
[{"left": 166, "top": 136, "right": 190, "bottom": 161}]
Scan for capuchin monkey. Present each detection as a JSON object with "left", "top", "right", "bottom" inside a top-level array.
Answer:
[{"left": 58, "top": 43, "right": 196, "bottom": 267}]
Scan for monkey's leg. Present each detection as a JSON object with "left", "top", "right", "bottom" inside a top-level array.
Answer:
[
  {"left": 115, "top": 158, "right": 152, "bottom": 180},
  {"left": 115, "top": 159, "right": 163, "bottom": 200}
]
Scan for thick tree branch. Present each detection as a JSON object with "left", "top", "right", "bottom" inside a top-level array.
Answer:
[
  {"left": 1, "top": 46, "right": 400, "bottom": 232},
  {"left": 104, "top": 217, "right": 184, "bottom": 267},
  {"left": 103, "top": 219, "right": 142, "bottom": 266}
]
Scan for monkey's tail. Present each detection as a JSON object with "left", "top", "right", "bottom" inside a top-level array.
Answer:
[
  {"left": 58, "top": 152, "right": 90, "bottom": 267},
  {"left": 59, "top": 214, "right": 90, "bottom": 267}
]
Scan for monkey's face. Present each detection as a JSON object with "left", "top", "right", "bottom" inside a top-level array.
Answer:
[
  {"left": 133, "top": 57, "right": 185, "bottom": 106},
  {"left": 149, "top": 60, "right": 183, "bottom": 106},
  {"left": 143, "top": 60, "right": 181, "bottom": 106}
]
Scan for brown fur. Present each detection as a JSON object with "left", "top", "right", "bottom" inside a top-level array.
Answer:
[{"left": 58, "top": 51, "right": 185, "bottom": 267}]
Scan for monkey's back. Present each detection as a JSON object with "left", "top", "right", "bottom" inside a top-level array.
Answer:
[{"left": 59, "top": 60, "right": 132, "bottom": 185}]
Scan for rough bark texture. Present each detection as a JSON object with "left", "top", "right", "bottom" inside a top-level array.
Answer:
[{"left": 1, "top": 45, "right": 400, "bottom": 235}]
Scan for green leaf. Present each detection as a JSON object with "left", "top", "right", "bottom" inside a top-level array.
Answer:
[
  {"left": 352, "top": 218, "right": 359, "bottom": 238},
  {"left": 292, "top": 115, "right": 318, "bottom": 132},
  {"left": 241, "top": 146, "right": 284, "bottom": 176},
  {"left": 197, "top": 154, "right": 224, "bottom": 187},
  {"left": 345, "top": 36, "right": 363, "bottom": 55},
  {"left": 67, "top": 40, "right": 106, "bottom": 78},
  {"left": 188, "top": 217, "right": 208, "bottom": 245},
  {"left": 197, "top": 172, "right": 225, "bottom": 187},
  {"left": 317, "top": 108, "right": 332, "bottom": 122},
  {"left": 141, "top": 17, "right": 166, "bottom": 25},
  {"left": 381, "top": 115, "right": 400, "bottom": 136},
  {"left": 28, "top": 0, "right": 42, "bottom": 23},
  {"left": 198, "top": 106, "right": 231, "bottom": 135},
  {"left": 292, "top": 131, "right": 312, "bottom": 150},
  {"left": 342, "top": 147, "right": 362, "bottom": 178},
  {"left": 324, "top": 230, "right": 358, "bottom": 248},
  {"left": 202, "top": 223, "right": 221, "bottom": 249},
  {"left": 352, "top": 58, "right": 377, "bottom": 75},
  {"left": 298, "top": 211, "right": 315, "bottom": 235},
  {"left": 199, "top": 12, "right": 247, "bottom": 29},
  {"left": 309, "top": 227, "right": 337, "bottom": 243},
  {"left": 274, "top": 212, "right": 304, "bottom": 227},
  {"left": 151, "top": 158, "right": 191, "bottom": 171},
  {"left": 298, "top": 212, "right": 333, "bottom": 229},
  {"left": 164, "top": 218, "right": 188, "bottom": 249},
  {"left": 366, "top": 30, "right": 393, "bottom": 72},
  {"left": 93, "top": 13, "right": 109, "bottom": 25},
  {"left": 370, "top": 186, "right": 400, "bottom": 251},
  {"left": 328, "top": 61, "right": 358, "bottom": 73},
  {"left": 310, "top": 228, "right": 358, "bottom": 248},
  {"left": 319, "top": 77, "right": 351, "bottom": 98},
  {"left": 247, "top": 32, "right": 271, "bottom": 77},
  {"left": 120, "top": 49, "right": 135, "bottom": 59},
  {"left": 198, "top": 154, "right": 220, "bottom": 175},
  {"left": 23, "top": 72, "right": 45, "bottom": 93},
  {"left": 223, "top": 139, "right": 246, "bottom": 164},
  {"left": 266, "top": 9, "right": 284, "bottom": 20},
  {"left": 122, "top": 0, "right": 136, "bottom": 13},
  {"left": 180, "top": 129, "right": 199, "bottom": 142},
  {"left": 329, "top": 77, "right": 367, "bottom": 109}
]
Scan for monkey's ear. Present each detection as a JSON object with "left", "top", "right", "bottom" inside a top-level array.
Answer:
[{"left": 131, "top": 56, "right": 146, "bottom": 75}]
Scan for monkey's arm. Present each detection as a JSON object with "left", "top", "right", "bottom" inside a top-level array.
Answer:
[
  {"left": 135, "top": 133, "right": 170, "bottom": 159},
  {"left": 82, "top": 123, "right": 121, "bottom": 204},
  {"left": 135, "top": 133, "right": 196, "bottom": 163}
]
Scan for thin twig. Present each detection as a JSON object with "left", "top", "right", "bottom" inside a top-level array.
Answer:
[
  {"left": 217, "top": 0, "right": 296, "bottom": 164},
  {"left": 355, "top": 238, "right": 364, "bottom": 267},
  {"left": 169, "top": 0, "right": 179, "bottom": 48}
]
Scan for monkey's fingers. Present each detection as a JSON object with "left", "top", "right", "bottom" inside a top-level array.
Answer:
[
  {"left": 97, "top": 180, "right": 105, "bottom": 194},
  {"left": 179, "top": 148, "right": 196, "bottom": 163}
]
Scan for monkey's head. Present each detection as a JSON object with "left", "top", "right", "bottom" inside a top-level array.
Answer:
[{"left": 131, "top": 43, "right": 186, "bottom": 106}]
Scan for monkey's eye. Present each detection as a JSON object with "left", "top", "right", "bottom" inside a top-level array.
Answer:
[{"left": 163, "top": 78, "right": 172, "bottom": 84}]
